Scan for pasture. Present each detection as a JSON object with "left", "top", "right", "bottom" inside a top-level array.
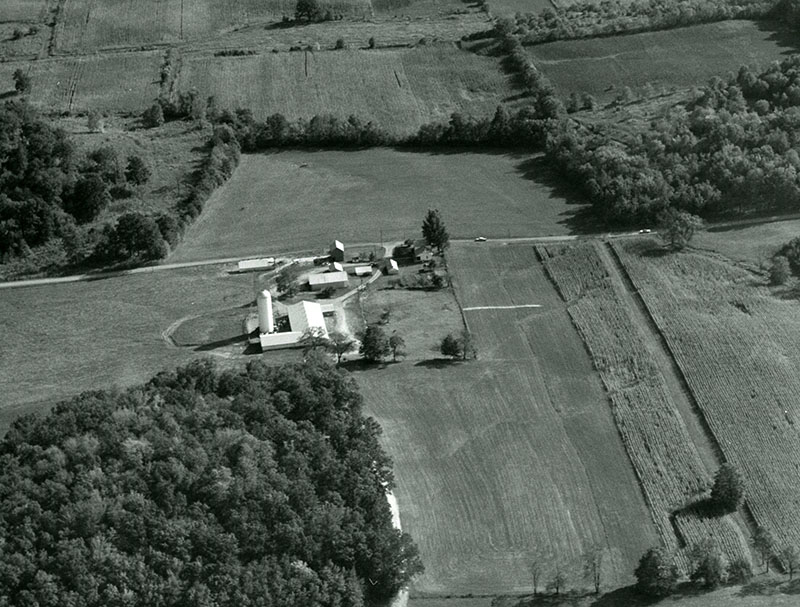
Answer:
[
  {"left": 528, "top": 20, "right": 797, "bottom": 102},
  {"left": 0, "top": 267, "right": 255, "bottom": 437},
  {"left": 615, "top": 238, "right": 800, "bottom": 554},
  {"left": 537, "top": 241, "right": 751, "bottom": 570},
  {"left": 176, "top": 45, "right": 512, "bottom": 133},
  {"left": 0, "top": 0, "right": 49, "bottom": 23},
  {"left": 354, "top": 242, "right": 657, "bottom": 596},
  {"left": 169, "top": 150, "right": 585, "bottom": 263},
  {"left": 695, "top": 217, "right": 800, "bottom": 266},
  {"left": 1, "top": 52, "right": 161, "bottom": 114}
]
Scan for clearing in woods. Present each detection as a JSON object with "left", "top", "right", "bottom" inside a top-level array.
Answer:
[
  {"left": 176, "top": 46, "right": 513, "bottom": 133},
  {"left": 354, "top": 242, "right": 658, "bottom": 596},
  {"left": 169, "top": 150, "right": 586, "bottom": 263},
  {"left": 528, "top": 20, "right": 798, "bottom": 102},
  {"left": 615, "top": 238, "right": 800, "bottom": 555}
]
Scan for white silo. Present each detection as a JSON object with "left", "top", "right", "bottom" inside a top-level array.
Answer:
[{"left": 257, "top": 289, "right": 274, "bottom": 334}]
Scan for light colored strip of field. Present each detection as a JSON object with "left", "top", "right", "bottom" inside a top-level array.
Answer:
[{"left": 462, "top": 304, "right": 542, "bottom": 311}]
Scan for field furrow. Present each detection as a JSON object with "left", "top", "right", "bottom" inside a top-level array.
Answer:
[
  {"left": 537, "top": 242, "right": 751, "bottom": 571},
  {"left": 614, "top": 239, "right": 800, "bottom": 553}
]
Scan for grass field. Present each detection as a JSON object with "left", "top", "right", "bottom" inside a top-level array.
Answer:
[
  {"left": 529, "top": 20, "right": 797, "bottom": 102},
  {"left": 170, "top": 150, "right": 585, "bottom": 263},
  {"left": 176, "top": 45, "right": 512, "bottom": 132},
  {"left": 0, "top": 0, "right": 49, "bottom": 23},
  {"left": 537, "top": 241, "right": 752, "bottom": 570},
  {"left": 489, "top": 0, "right": 554, "bottom": 17},
  {"left": 54, "top": 0, "right": 372, "bottom": 51},
  {"left": 0, "top": 267, "right": 257, "bottom": 437},
  {"left": 695, "top": 217, "right": 800, "bottom": 266},
  {"left": 353, "top": 242, "right": 658, "bottom": 596},
  {"left": 1, "top": 52, "right": 161, "bottom": 114},
  {"left": 615, "top": 238, "right": 800, "bottom": 554}
]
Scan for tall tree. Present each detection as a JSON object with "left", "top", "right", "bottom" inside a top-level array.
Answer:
[
  {"left": 388, "top": 333, "right": 405, "bottom": 362},
  {"left": 327, "top": 331, "right": 355, "bottom": 365},
  {"left": 583, "top": 546, "right": 605, "bottom": 595},
  {"left": 295, "top": 0, "right": 322, "bottom": 21},
  {"left": 753, "top": 526, "right": 775, "bottom": 573},
  {"left": 781, "top": 546, "right": 800, "bottom": 580},
  {"left": 440, "top": 333, "right": 462, "bottom": 359},
  {"left": 13, "top": 68, "right": 31, "bottom": 94},
  {"left": 658, "top": 208, "right": 703, "bottom": 250},
  {"left": 421, "top": 209, "right": 449, "bottom": 254},
  {"left": 125, "top": 155, "right": 151, "bottom": 186},
  {"left": 710, "top": 463, "right": 744, "bottom": 513},
  {"left": 634, "top": 547, "right": 678, "bottom": 597},
  {"left": 65, "top": 174, "right": 110, "bottom": 224},
  {"left": 360, "top": 325, "right": 390, "bottom": 363}
]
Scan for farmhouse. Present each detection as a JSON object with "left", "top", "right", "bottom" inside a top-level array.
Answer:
[
  {"left": 330, "top": 240, "right": 345, "bottom": 262},
  {"left": 309, "top": 270, "right": 350, "bottom": 291},
  {"left": 394, "top": 239, "right": 432, "bottom": 263}
]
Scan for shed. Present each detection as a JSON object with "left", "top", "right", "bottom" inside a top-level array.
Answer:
[
  {"left": 330, "top": 240, "right": 345, "bottom": 262},
  {"left": 308, "top": 271, "right": 349, "bottom": 291}
]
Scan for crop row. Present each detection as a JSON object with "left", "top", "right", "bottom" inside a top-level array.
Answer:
[
  {"left": 613, "top": 241, "right": 800, "bottom": 552},
  {"left": 538, "top": 243, "right": 750, "bottom": 571}
]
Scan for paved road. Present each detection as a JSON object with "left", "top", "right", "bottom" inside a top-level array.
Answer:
[{"left": 2, "top": 209, "right": 799, "bottom": 290}]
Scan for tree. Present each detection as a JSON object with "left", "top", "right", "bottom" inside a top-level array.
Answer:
[
  {"left": 528, "top": 554, "right": 543, "bottom": 597},
  {"left": 440, "top": 333, "right": 461, "bottom": 359},
  {"left": 13, "top": 68, "right": 31, "bottom": 94},
  {"left": 583, "top": 546, "right": 605, "bottom": 595},
  {"left": 295, "top": 0, "right": 322, "bottom": 21},
  {"left": 86, "top": 146, "right": 122, "bottom": 184},
  {"left": 87, "top": 110, "right": 104, "bottom": 133},
  {"left": 634, "top": 547, "right": 678, "bottom": 597},
  {"left": 770, "top": 256, "right": 791, "bottom": 285},
  {"left": 460, "top": 329, "right": 475, "bottom": 360},
  {"left": 360, "top": 325, "right": 391, "bottom": 363},
  {"left": 327, "top": 331, "right": 355, "bottom": 365},
  {"left": 276, "top": 270, "right": 297, "bottom": 297},
  {"left": 101, "top": 212, "right": 168, "bottom": 262},
  {"left": 142, "top": 102, "right": 165, "bottom": 128},
  {"left": 781, "top": 546, "right": 800, "bottom": 580},
  {"left": 727, "top": 557, "right": 753, "bottom": 584},
  {"left": 421, "top": 209, "right": 449, "bottom": 254},
  {"left": 689, "top": 539, "right": 728, "bottom": 589},
  {"left": 299, "top": 326, "right": 329, "bottom": 352},
  {"left": 547, "top": 562, "right": 567, "bottom": 596},
  {"left": 658, "top": 208, "right": 704, "bottom": 250},
  {"left": 753, "top": 526, "right": 775, "bottom": 572},
  {"left": 334, "top": 38, "right": 346, "bottom": 50},
  {"left": 368, "top": 36, "right": 376, "bottom": 49},
  {"left": 125, "top": 155, "right": 151, "bottom": 186},
  {"left": 710, "top": 463, "right": 744, "bottom": 513},
  {"left": 388, "top": 333, "right": 405, "bottom": 362},
  {"left": 65, "top": 174, "right": 110, "bottom": 224}
]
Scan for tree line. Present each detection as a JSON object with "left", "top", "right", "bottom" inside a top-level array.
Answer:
[{"left": 0, "top": 358, "right": 423, "bottom": 607}]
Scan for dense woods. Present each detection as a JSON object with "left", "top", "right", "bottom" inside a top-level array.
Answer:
[{"left": 0, "top": 358, "right": 422, "bottom": 606}]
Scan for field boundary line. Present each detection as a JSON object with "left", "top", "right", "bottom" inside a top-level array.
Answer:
[
  {"left": 461, "top": 304, "right": 542, "bottom": 311},
  {"left": 605, "top": 241, "right": 762, "bottom": 556}
]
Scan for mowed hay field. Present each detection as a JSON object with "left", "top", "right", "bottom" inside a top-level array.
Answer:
[
  {"left": 0, "top": 267, "right": 254, "bottom": 437},
  {"left": 615, "top": 239, "right": 800, "bottom": 553},
  {"left": 529, "top": 20, "right": 797, "bottom": 101},
  {"left": 537, "top": 242, "right": 752, "bottom": 570},
  {"left": 177, "top": 46, "right": 512, "bottom": 133},
  {"left": 355, "top": 243, "right": 658, "bottom": 595},
  {"left": 0, "top": 0, "right": 48, "bottom": 22},
  {"left": 1, "top": 53, "right": 161, "bottom": 114},
  {"left": 170, "top": 150, "right": 583, "bottom": 263},
  {"left": 54, "top": 0, "right": 371, "bottom": 51}
]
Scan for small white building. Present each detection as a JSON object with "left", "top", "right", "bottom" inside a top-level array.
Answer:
[
  {"left": 329, "top": 261, "right": 344, "bottom": 273},
  {"left": 237, "top": 257, "right": 275, "bottom": 272},
  {"left": 350, "top": 265, "right": 372, "bottom": 277},
  {"left": 308, "top": 271, "right": 349, "bottom": 291},
  {"left": 383, "top": 258, "right": 399, "bottom": 275}
]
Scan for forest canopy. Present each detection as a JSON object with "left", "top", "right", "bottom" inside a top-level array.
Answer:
[{"left": 0, "top": 358, "right": 422, "bottom": 607}]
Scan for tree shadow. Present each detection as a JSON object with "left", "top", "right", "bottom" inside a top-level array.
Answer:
[
  {"left": 739, "top": 577, "right": 783, "bottom": 597},
  {"left": 588, "top": 585, "right": 659, "bottom": 606},
  {"left": 193, "top": 334, "right": 249, "bottom": 351},
  {"left": 756, "top": 20, "right": 800, "bottom": 56}
]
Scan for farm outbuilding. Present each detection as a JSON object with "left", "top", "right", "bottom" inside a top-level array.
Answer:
[
  {"left": 394, "top": 239, "right": 431, "bottom": 263},
  {"left": 237, "top": 257, "right": 276, "bottom": 272},
  {"left": 330, "top": 240, "right": 345, "bottom": 262},
  {"left": 350, "top": 265, "right": 373, "bottom": 277},
  {"left": 309, "top": 271, "right": 349, "bottom": 291},
  {"left": 383, "top": 259, "right": 399, "bottom": 275},
  {"left": 329, "top": 261, "right": 344, "bottom": 272},
  {"left": 258, "top": 300, "right": 328, "bottom": 350}
]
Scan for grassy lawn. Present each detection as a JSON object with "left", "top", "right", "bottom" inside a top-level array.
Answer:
[
  {"left": 0, "top": 0, "right": 49, "bottom": 22},
  {"left": 694, "top": 218, "right": 800, "bottom": 267},
  {"left": 529, "top": 20, "right": 798, "bottom": 102},
  {"left": 170, "top": 149, "right": 586, "bottom": 263},
  {"left": 176, "top": 45, "right": 512, "bottom": 134},
  {"left": 0, "top": 266, "right": 256, "bottom": 437},
  {"left": 351, "top": 242, "right": 657, "bottom": 596}
]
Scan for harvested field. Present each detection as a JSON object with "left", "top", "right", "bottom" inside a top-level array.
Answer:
[
  {"left": 176, "top": 45, "right": 511, "bottom": 132},
  {"left": 0, "top": 52, "right": 161, "bottom": 114},
  {"left": 54, "top": 0, "right": 371, "bottom": 51},
  {"left": 170, "top": 150, "right": 584, "bottom": 263},
  {"left": 354, "top": 242, "right": 657, "bottom": 595},
  {"left": 615, "top": 238, "right": 800, "bottom": 554},
  {"left": 529, "top": 20, "right": 797, "bottom": 102},
  {"left": 537, "top": 242, "right": 751, "bottom": 570},
  {"left": 0, "top": 267, "right": 255, "bottom": 437}
]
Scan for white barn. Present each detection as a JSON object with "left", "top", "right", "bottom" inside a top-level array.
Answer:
[
  {"left": 308, "top": 271, "right": 349, "bottom": 291},
  {"left": 259, "top": 300, "right": 328, "bottom": 350}
]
